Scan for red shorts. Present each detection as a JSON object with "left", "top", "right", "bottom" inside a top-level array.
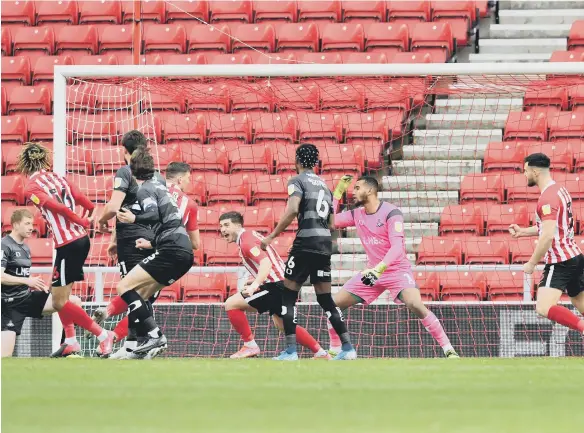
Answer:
[{"left": 343, "top": 269, "right": 417, "bottom": 305}]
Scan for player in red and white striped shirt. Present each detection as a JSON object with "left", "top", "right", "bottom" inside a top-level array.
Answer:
[
  {"left": 18, "top": 143, "right": 115, "bottom": 357},
  {"left": 509, "top": 153, "right": 584, "bottom": 335},
  {"left": 166, "top": 162, "right": 200, "bottom": 251},
  {"left": 219, "top": 211, "right": 329, "bottom": 359}
]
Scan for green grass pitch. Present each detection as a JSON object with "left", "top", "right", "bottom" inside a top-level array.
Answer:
[{"left": 2, "top": 357, "right": 583, "bottom": 433}]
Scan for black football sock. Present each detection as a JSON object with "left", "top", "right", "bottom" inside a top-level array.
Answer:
[
  {"left": 281, "top": 288, "right": 299, "bottom": 353},
  {"left": 317, "top": 293, "right": 352, "bottom": 351},
  {"left": 120, "top": 291, "right": 161, "bottom": 338}
]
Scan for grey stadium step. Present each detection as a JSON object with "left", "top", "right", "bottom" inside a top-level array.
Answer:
[
  {"left": 346, "top": 222, "right": 438, "bottom": 239},
  {"left": 479, "top": 38, "right": 567, "bottom": 54},
  {"left": 498, "top": 9, "right": 584, "bottom": 25},
  {"left": 425, "top": 113, "right": 508, "bottom": 130},
  {"left": 379, "top": 191, "right": 459, "bottom": 207},
  {"left": 402, "top": 144, "right": 487, "bottom": 160},
  {"left": 489, "top": 24, "right": 572, "bottom": 39},
  {"left": 434, "top": 98, "right": 523, "bottom": 114},
  {"left": 499, "top": 1, "right": 580, "bottom": 9},
  {"left": 469, "top": 53, "right": 552, "bottom": 63},
  {"left": 383, "top": 175, "right": 462, "bottom": 191},
  {"left": 392, "top": 160, "right": 481, "bottom": 176},
  {"left": 413, "top": 129, "right": 502, "bottom": 146},
  {"left": 336, "top": 237, "right": 421, "bottom": 255}
]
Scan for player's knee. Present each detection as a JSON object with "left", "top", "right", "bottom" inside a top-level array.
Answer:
[
  {"left": 69, "top": 295, "right": 82, "bottom": 307},
  {"left": 535, "top": 301, "right": 552, "bottom": 318},
  {"left": 51, "top": 294, "right": 67, "bottom": 310},
  {"left": 224, "top": 296, "right": 237, "bottom": 311}
]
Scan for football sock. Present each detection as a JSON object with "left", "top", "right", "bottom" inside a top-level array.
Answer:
[
  {"left": 106, "top": 295, "right": 127, "bottom": 317},
  {"left": 421, "top": 311, "right": 453, "bottom": 352},
  {"left": 548, "top": 305, "right": 584, "bottom": 332},
  {"left": 317, "top": 293, "right": 352, "bottom": 352},
  {"left": 113, "top": 316, "right": 129, "bottom": 341},
  {"left": 120, "top": 290, "right": 161, "bottom": 337},
  {"left": 296, "top": 325, "right": 321, "bottom": 353},
  {"left": 59, "top": 301, "right": 104, "bottom": 338},
  {"left": 327, "top": 321, "right": 342, "bottom": 351},
  {"left": 227, "top": 309, "right": 254, "bottom": 342},
  {"left": 282, "top": 288, "right": 299, "bottom": 353}
]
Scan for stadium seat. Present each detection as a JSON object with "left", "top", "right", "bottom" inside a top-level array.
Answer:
[
  {"left": 182, "top": 274, "right": 227, "bottom": 303},
  {"left": 7, "top": 86, "right": 52, "bottom": 115},
  {"left": 204, "top": 173, "right": 252, "bottom": 205},
  {"left": 162, "top": 53, "right": 207, "bottom": 65},
  {"left": 567, "top": 19, "right": 584, "bottom": 51},
  {"left": 440, "top": 271, "right": 487, "bottom": 301},
  {"left": 392, "top": 51, "right": 435, "bottom": 62},
  {"left": 269, "top": 232, "right": 295, "bottom": 259},
  {"left": 414, "top": 270, "right": 440, "bottom": 301},
  {"left": 342, "top": 1, "right": 386, "bottom": 23},
  {"left": 1, "top": 174, "right": 26, "bottom": 204},
  {"left": 1, "top": 205, "right": 45, "bottom": 237},
  {"left": 270, "top": 80, "right": 320, "bottom": 111},
  {"left": 318, "top": 81, "right": 365, "bottom": 112},
  {"left": 68, "top": 113, "right": 114, "bottom": 144},
  {"left": 161, "top": 113, "right": 207, "bottom": 143},
  {"left": 270, "top": 203, "right": 299, "bottom": 232},
  {"left": 341, "top": 52, "right": 389, "bottom": 63},
  {"left": 1, "top": 28, "right": 12, "bottom": 56},
  {"left": 55, "top": 25, "right": 99, "bottom": 60},
  {"left": 320, "top": 23, "right": 365, "bottom": 51},
  {"left": 166, "top": 1, "right": 209, "bottom": 24},
  {"left": 502, "top": 173, "right": 569, "bottom": 202},
  {"left": 1, "top": 0, "right": 35, "bottom": 27},
  {"left": 343, "top": 111, "right": 391, "bottom": 170},
  {"left": 363, "top": 80, "right": 411, "bottom": 113},
  {"left": 486, "top": 203, "right": 529, "bottom": 235},
  {"left": 431, "top": 2, "right": 474, "bottom": 45},
  {"left": 36, "top": 0, "right": 78, "bottom": 26},
  {"left": 231, "top": 84, "right": 275, "bottom": 112},
  {"left": 157, "top": 283, "right": 182, "bottom": 302},
  {"left": 459, "top": 173, "right": 504, "bottom": 203},
  {"left": 550, "top": 50, "right": 584, "bottom": 63},
  {"left": 143, "top": 24, "right": 187, "bottom": 54},
  {"left": 70, "top": 174, "right": 113, "bottom": 203},
  {"left": 32, "top": 55, "right": 74, "bottom": 84},
  {"left": 320, "top": 144, "right": 365, "bottom": 174},
  {"left": 202, "top": 235, "right": 241, "bottom": 265},
  {"left": 252, "top": 113, "right": 297, "bottom": 144},
  {"left": 508, "top": 238, "right": 542, "bottom": 264},
  {"left": 439, "top": 204, "right": 484, "bottom": 236},
  {"left": 574, "top": 204, "right": 584, "bottom": 234},
  {"left": 410, "top": 22, "right": 454, "bottom": 62},
  {"left": 548, "top": 112, "right": 584, "bottom": 141},
  {"left": 524, "top": 85, "right": 568, "bottom": 112},
  {"left": 177, "top": 145, "right": 227, "bottom": 173},
  {"left": 156, "top": 143, "right": 182, "bottom": 170},
  {"left": 90, "top": 146, "right": 125, "bottom": 174},
  {"left": 197, "top": 205, "right": 229, "bottom": 232},
  {"left": 146, "top": 91, "right": 186, "bottom": 113},
  {"left": 13, "top": 26, "right": 55, "bottom": 57},
  {"left": 272, "top": 145, "right": 302, "bottom": 175},
  {"left": 254, "top": 1, "right": 297, "bottom": 23},
  {"left": 276, "top": 23, "right": 319, "bottom": 53},
  {"left": 240, "top": 206, "right": 275, "bottom": 233},
  {"left": 207, "top": 53, "right": 252, "bottom": 65},
  {"left": 526, "top": 141, "right": 574, "bottom": 172},
  {"left": 297, "top": 111, "right": 343, "bottom": 144},
  {"left": 483, "top": 141, "right": 528, "bottom": 173},
  {"left": 25, "top": 238, "right": 54, "bottom": 265},
  {"left": 463, "top": 237, "right": 510, "bottom": 265},
  {"left": 487, "top": 271, "right": 525, "bottom": 302},
  {"left": 78, "top": 0, "right": 122, "bottom": 25},
  {"left": 504, "top": 111, "right": 548, "bottom": 141},
  {"left": 251, "top": 174, "right": 291, "bottom": 203},
  {"left": 416, "top": 236, "right": 462, "bottom": 265},
  {"left": 183, "top": 83, "right": 229, "bottom": 112},
  {"left": 205, "top": 112, "right": 251, "bottom": 146},
  {"left": 77, "top": 54, "right": 119, "bottom": 65},
  {"left": 2, "top": 143, "right": 24, "bottom": 174},
  {"left": 1, "top": 115, "right": 28, "bottom": 144},
  {"left": 1, "top": 87, "right": 5, "bottom": 116},
  {"left": 363, "top": 23, "right": 409, "bottom": 53},
  {"left": 2, "top": 56, "right": 31, "bottom": 86},
  {"left": 298, "top": 0, "right": 342, "bottom": 22},
  {"left": 122, "top": 1, "right": 166, "bottom": 23},
  {"left": 229, "top": 146, "right": 272, "bottom": 173},
  {"left": 231, "top": 23, "right": 276, "bottom": 52},
  {"left": 387, "top": 1, "right": 431, "bottom": 21},
  {"left": 98, "top": 24, "right": 133, "bottom": 53},
  {"left": 188, "top": 24, "right": 231, "bottom": 53},
  {"left": 209, "top": 0, "right": 252, "bottom": 23},
  {"left": 295, "top": 51, "right": 343, "bottom": 64},
  {"left": 565, "top": 173, "right": 584, "bottom": 200}
]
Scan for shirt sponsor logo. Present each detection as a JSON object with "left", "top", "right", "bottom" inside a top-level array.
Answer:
[
  {"left": 250, "top": 246, "right": 261, "bottom": 257},
  {"left": 542, "top": 204, "right": 551, "bottom": 215},
  {"left": 288, "top": 185, "right": 295, "bottom": 196},
  {"left": 364, "top": 237, "right": 382, "bottom": 245},
  {"left": 317, "top": 270, "right": 331, "bottom": 277},
  {"left": 395, "top": 222, "right": 403, "bottom": 233},
  {"left": 114, "top": 177, "right": 123, "bottom": 188},
  {"left": 30, "top": 194, "right": 40, "bottom": 205}
]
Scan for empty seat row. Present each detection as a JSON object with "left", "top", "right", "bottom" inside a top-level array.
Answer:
[
  {"left": 522, "top": 83, "right": 584, "bottom": 113},
  {"left": 504, "top": 111, "right": 584, "bottom": 142},
  {"left": 568, "top": 20, "right": 584, "bottom": 52}
]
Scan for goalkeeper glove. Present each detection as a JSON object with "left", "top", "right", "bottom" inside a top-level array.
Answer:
[
  {"left": 361, "top": 262, "right": 387, "bottom": 287},
  {"left": 333, "top": 175, "right": 353, "bottom": 200}
]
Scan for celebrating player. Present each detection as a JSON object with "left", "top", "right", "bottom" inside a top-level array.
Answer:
[
  {"left": 1, "top": 209, "right": 83, "bottom": 357},
  {"left": 17, "top": 143, "right": 115, "bottom": 357},
  {"left": 114, "top": 147, "right": 194, "bottom": 358},
  {"left": 261, "top": 144, "right": 355, "bottom": 361},
  {"left": 329, "top": 176, "right": 459, "bottom": 358},
  {"left": 220, "top": 211, "right": 330, "bottom": 359},
  {"left": 509, "top": 153, "right": 584, "bottom": 334}
]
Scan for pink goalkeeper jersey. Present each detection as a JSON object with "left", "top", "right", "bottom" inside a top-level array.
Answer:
[{"left": 335, "top": 201, "right": 410, "bottom": 269}]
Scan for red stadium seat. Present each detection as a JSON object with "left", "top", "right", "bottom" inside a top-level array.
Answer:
[
  {"left": 551, "top": 50, "right": 584, "bottom": 62},
  {"left": 157, "top": 282, "right": 182, "bottom": 302},
  {"left": 569, "top": 84, "right": 584, "bottom": 112},
  {"left": 1, "top": 28, "right": 12, "bottom": 56},
  {"left": 297, "top": 112, "right": 343, "bottom": 144},
  {"left": 565, "top": 173, "right": 584, "bottom": 200},
  {"left": 90, "top": 146, "right": 125, "bottom": 174},
  {"left": 240, "top": 206, "right": 275, "bottom": 233},
  {"left": 231, "top": 84, "right": 274, "bottom": 112},
  {"left": 526, "top": 141, "right": 574, "bottom": 172},
  {"left": 483, "top": 141, "right": 528, "bottom": 173},
  {"left": 410, "top": 22, "right": 454, "bottom": 62},
  {"left": 548, "top": 112, "right": 584, "bottom": 141},
  {"left": 198, "top": 205, "right": 234, "bottom": 232},
  {"left": 188, "top": 24, "right": 231, "bottom": 53},
  {"left": 295, "top": 51, "right": 343, "bottom": 64},
  {"left": 32, "top": 55, "right": 74, "bottom": 84},
  {"left": 391, "top": 51, "right": 434, "bottom": 63},
  {"left": 387, "top": 1, "right": 431, "bottom": 21},
  {"left": 319, "top": 81, "right": 365, "bottom": 112},
  {"left": 321, "top": 23, "right": 365, "bottom": 51},
  {"left": 524, "top": 85, "right": 568, "bottom": 111},
  {"left": 122, "top": 1, "right": 166, "bottom": 23},
  {"left": 8, "top": 85, "right": 52, "bottom": 115},
  {"left": 431, "top": 1, "right": 475, "bottom": 24},
  {"left": 320, "top": 143, "right": 365, "bottom": 174},
  {"left": 486, "top": 203, "right": 530, "bottom": 235},
  {"left": 270, "top": 80, "right": 320, "bottom": 111},
  {"left": 504, "top": 111, "right": 548, "bottom": 141},
  {"left": 1, "top": 115, "right": 28, "bottom": 144},
  {"left": 439, "top": 204, "right": 484, "bottom": 236},
  {"left": 269, "top": 233, "right": 295, "bottom": 259},
  {"left": 276, "top": 23, "right": 319, "bottom": 53},
  {"left": 1, "top": 174, "right": 26, "bottom": 204},
  {"left": 502, "top": 173, "right": 538, "bottom": 202},
  {"left": 298, "top": 0, "right": 341, "bottom": 22},
  {"left": 143, "top": 24, "right": 187, "bottom": 54},
  {"left": 1, "top": 87, "right": 5, "bottom": 116},
  {"left": 363, "top": 80, "right": 411, "bottom": 112},
  {"left": 209, "top": 0, "right": 252, "bottom": 23},
  {"left": 459, "top": 173, "right": 504, "bottom": 203},
  {"left": 252, "top": 113, "right": 298, "bottom": 144},
  {"left": 342, "top": 1, "right": 386, "bottom": 23},
  {"left": 206, "top": 112, "right": 251, "bottom": 146},
  {"left": 205, "top": 173, "right": 252, "bottom": 205},
  {"left": 183, "top": 83, "right": 229, "bottom": 112},
  {"left": 568, "top": 19, "right": 584, "bottom": 51},
  {"left": 270, "top": 203, "right": 298, "bottom": 232},
  {"left": 68, "top": 113, "right": 114, "bottom": 145},
  {"left": 156, "top": 143, "right": 182, "bottom": 169},
  {"left": 572, "top": 140, "right": 584, "bottom": 172},
  {"left": 201, "top": 236, "right": 241, "bottom": 265},
  {"left": 179, "top": 145, "right": 228, "bottom": 173},
  {"left": 341, "top": 52, "right": 388, "bottom": 63},
  {"left": 77, "top": 54, "right": 119, "bottom": 65},
  {"left": 414, "top": 271, "right": 440, "bottom": 301},
  {"left": 36, "top": 0, "right": 78, "bottom": 25},
  {"left": 254, "top": 1, "right": 297, "bottom": 23},
  {"left": 273, "top": 145, "right": 301, "bottom": 175},
  {"left": 343, "top": 111, "right": 392, "bottom": 170},
  {"left": 574, "top": 204, "right": 584, "bottom": 234},
  {"left": 487, "top": 271, "right": 525, "bottom": 302},
  {"left": 55, "top": 25, "right": 99, "bottom": 60},
  {"left": 183, "top": 274, "right": 227, "bottom": 303},
  {"left": 231, "top": 23, "right": 276, "bottom": 52},
  {"left": 207, "top": 53, "right": 252, "bottom": 65},
  {"left": 66, "top": 83, "right": 99, "bottom": 113},
  {"left": 79, "top": 0, "right": 123, "bottom": 25},
  {"left": 161, "top": 113, "right": 207, "bottom": 143},
  {"left": 2, "top": 56, "right": 31, "bottom": 85},
  {"left": 146, "top": 92, "right": 186, "bottom": 113},
  {"left": 2, "top": 143, "right": 24, "bottom": 174},
  {"left": 166, "top": 1, "right": 209, "bottom": 23},
  {"left": 440, "top": 271, "right": 487, "bottom": 301},
  {"left": 508, "top": 238, "right": 542, "bottom": 264},
  {"left": 162, "top": 53, "right": 207, "bottom": 65},
  {"left": 1, "top": 0, "right": 35, "bottom": 26},
  {"left": 13, "top": 26, "right": 55, "bottom": 56},
  {"left": 417, "top": 236, "right": 462, "bottom": 265},
  {"left": 25, "top": 238, "right": 54, "bottom": 265},
  {"left": 463, "top": 237, "right": 510, "bottom": 265},
  {"left": 1, "top": 205, "right": 45, "bottom": 237},
  {"left": 364, "top": 23, "right": 409, "bottom": 53},
  {"left": 251, "top": 174, "right": 291, "bottom": 203},
  {"left": 70, "top": 174, "right": 113, "bottom": 203},
  {"left": 229, "top": 146, "right": 272, "bottom": 173},
  {"left": 98, "top": 24, "right": 133, "bottom": 53}
]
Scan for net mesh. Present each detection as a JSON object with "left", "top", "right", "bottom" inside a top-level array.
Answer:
[{"left": 56, "top": 69, "right": 584, "bottom": 358}]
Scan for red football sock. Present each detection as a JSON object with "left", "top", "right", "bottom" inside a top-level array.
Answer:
[
  {"left": 548, "top": 305, "right": 584, "bottom": 332},
  {"left": 227, "top": 310, "right": 253, "bottom": 342},
  {"left": 296, "top": 325, "right": 321, "bottom": 354},
  {"left": 113, "top": 316, "right": 129, "bottom": 341},
  {"left": 60, "top": 301, "right": 104, "bottom": 337},
  {"left": 58, "top": 311, "right": 76, "bottom": 342},
  {"left": 107, "top": 296, "right": 128, "bottom": 317}
]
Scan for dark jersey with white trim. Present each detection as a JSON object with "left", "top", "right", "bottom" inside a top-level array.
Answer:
[
  {"left": 114, "top": 165, "right": 165, "bottom": 242},
  {"left": 287, "top": 171, "right": 333, "bottom": 255},
  {"left": 1, "top": 236, "right": 32, "bottom": 301}
]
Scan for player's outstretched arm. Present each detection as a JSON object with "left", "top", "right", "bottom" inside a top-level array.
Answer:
[
  {"left": 68, "top": 182, "right": 95, "bottom": 217},
  {"left": 26, "top": 185, "right": 90, "bottom": 228},
  {"left": 262, "top": 196, "right": 301, "bottom": 249}
]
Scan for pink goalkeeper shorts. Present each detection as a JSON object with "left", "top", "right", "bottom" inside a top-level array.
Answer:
[{"left": 343, "top": 269, "right": 417, "bottom": 305}]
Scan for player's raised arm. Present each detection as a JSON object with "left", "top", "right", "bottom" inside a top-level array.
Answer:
[{"left": 331, "top": 175, "right": 355, "bottom": 229}]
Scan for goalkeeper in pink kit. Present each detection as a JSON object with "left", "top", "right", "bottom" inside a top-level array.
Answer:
[{"left": 330, "top": 176, "right": 459, "bottom": 358}]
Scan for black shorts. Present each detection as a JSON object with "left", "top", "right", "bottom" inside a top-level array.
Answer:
[
  {"left": 538, "top": 254, "right": 584, "bottom": 298},
  {"left": 117, "top": 239, "right": 151, "bottom": 278},
  {"left": 52, "top": 236, "right": 90, "bottom": 287},
  {"left": 284, "top": 249, "right": 332, "bottom": 284},
  {"left": 244, "top": 281, "right": 284, "bottom": 316},
  {"left": 1, "top": 291, "right": 50, "bottom": 335},
  {"left": 140, "top": 244, "right": 194, "bottom": 287}
]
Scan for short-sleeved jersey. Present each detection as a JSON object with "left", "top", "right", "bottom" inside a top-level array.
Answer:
[
  {"left": 1, "top": 235, "right": 32, "bottom": 301},
  {"left": 136, "top": 177, "right": 190, "bottom": 249},
  {"left": 167, "top": 183, "right": 198, "bottom": 231},
  {"left": 535, "top": 181, "right": 582, "bottom": 264},
  {"left": 114, "top": 166, "right": 165, "bottom": 242},
  {"left": 334, "top": 202, "right": 410, "bottom": 270},
  {"left": 236, "top": 229, "right": 285, "bottom": 283},
  {"left": 287, "top": 171, "right": 333, "bottom": 255},
  {"left": 25, "top": 171, "right": 87, "bottom": 247}
]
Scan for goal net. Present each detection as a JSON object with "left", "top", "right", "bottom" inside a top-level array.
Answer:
[{"left": 55, "top": 62, "right": 584, "bottom": 358}]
